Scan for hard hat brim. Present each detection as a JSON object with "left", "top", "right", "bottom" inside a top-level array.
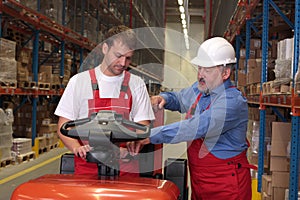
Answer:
[
  {"left": 191, "top": 57, "right": 214, "bottom": 67},
  {"left": 191, "top": 56, "right": 237, "bottom": 67}
]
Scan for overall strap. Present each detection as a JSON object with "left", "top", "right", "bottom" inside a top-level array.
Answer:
[
  {"left": 89, "top": 68, "right": 98, "bottom": 98},
  {"left": 119, "top": 71, "right": 131, "bottom": 98},
  {"left": 119, "top": 71, "right": 132, "bottom": 112},
  {"left": 186, "top": 93, "right": 202, "bottom": 119}
]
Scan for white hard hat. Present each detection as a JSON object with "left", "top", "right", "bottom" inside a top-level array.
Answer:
[{"left": 191, "top": 37, "right": 236, "bottom": 67}]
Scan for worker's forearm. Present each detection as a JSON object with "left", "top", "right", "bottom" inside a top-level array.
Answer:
[
  {"left": 57, "top": 116, "right": 82, "bottom": 152},
  {"left": 58, "top": 134, "right": 82, "bottom": 152}
]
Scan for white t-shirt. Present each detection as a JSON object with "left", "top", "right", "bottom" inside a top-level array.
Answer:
[{"left": 55, "top": 66, "right": 155, "bottom": 122}]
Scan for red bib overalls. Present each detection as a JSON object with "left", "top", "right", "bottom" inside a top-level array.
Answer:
[
  {"left": 74, "top": 68, "right": 139, "bottom": 177},
  {"left": 186, "top": 92, "right": 254, "bottom": 200}
]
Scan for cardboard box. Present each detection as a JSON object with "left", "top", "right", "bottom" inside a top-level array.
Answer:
[
  {"left": 255, "top": 50, "right": 271, "bottom": 58},
  {"left": 272, "top": 187, "right": 287, "bottom": 200},
  {"left": 271, "top": 40, "right": 278, "bottom": 58},
  {"left": 0, "top": 38, "right": 16, "bottom": 59},
  {"left": 250, "top": 39, "right": 261, "bottom": 50},
  {"left": 0, "top": 58, "right": 17, "bottom": 82},
  {"left": 249, "top": 50, "right": 256, "bottom": 58},
  {"left": 272, "top": 172, "right": 289, "bottom": 188},
  {"left": 238, "top": 70, "right": 247, "bottom": 86},
  {"left": 17, "top": 68, "right": 29, "bottom": 82},
  {"left": 271, "top": 141, "right": 289, "bottom": 157},
  {"left": 247, "top": 59, "right": 257, "bottom": 69},
  {"left": 39, "top": 124, "right": 57, "bottom": 133},
  {"left": 262, "top": 175, "right": 272, "bottom": 196},
  {"left": 238, "top": 58, "right": 246, "bottom": 70},
  {"left": 39, "top": 65, "right": 52, "bottom": 74},
  {"left": 240, "top": 48, "right": 246, "bottom": 58},
  {"left": 256, "top": 59, "right": 262, "bottom": 69},
  {"left": 247, "top": 70, "right": 261, "bottom": 84},
  {"left": 271, "top": 122, "right": 291, "bottom": 157},
  {"left": 270, "top": 156, "right": 289, "bottom": 172},
  {"left": 265, "top": 115, "right": 276, "bottom": 137},
  {"left": 261, "top": 192, "right": 271, "bottom": 200}
]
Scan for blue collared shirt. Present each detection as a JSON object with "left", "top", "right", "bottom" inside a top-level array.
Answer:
[{"left": 150, "top": 79, "right": 249, "bottom": 159}]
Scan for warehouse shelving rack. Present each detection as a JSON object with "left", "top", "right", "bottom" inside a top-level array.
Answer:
[
  {"left": 0, "top": 0, "right": 165, "bottom": 148},
  {"left": 226, "top": 0, "right": 300, "bottom": 199}
]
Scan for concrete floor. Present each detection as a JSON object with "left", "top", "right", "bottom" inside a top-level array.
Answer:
[{"left": 0, "top": 147, "right": 69, "bottom": 200}]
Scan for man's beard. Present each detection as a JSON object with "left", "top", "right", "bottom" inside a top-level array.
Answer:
[{"left": 198, "top": 78, "right": 210, "bottom": 95}]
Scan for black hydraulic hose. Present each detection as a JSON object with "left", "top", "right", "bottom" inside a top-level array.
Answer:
[{"left": 60, "top": 117, "right": 91, "bottom": 137}]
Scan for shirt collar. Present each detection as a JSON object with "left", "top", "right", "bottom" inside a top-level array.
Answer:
[{"left": 207, "top": 79, "right": 233, "bottom": 96}]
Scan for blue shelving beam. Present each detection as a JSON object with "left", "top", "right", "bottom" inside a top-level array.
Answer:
[
  {"left": 258, "top": 0, "right": 300, "bottom": 198},
  {"left": 60, "top": 0, "right": 66, "bottom": 84},
  {"left": 235, "top": 34, "right": 241, "bottom": 85},
  {"left": 257, "top": 0, "right": 269, "bottom": 192},
  {"left": 79, "top": 0, "right": 86, "bottom": 71},
  {"left": 245, "top": 19, "right": 251, "bottom": 74},
  {"left": 290, "top": 0, "right": 300, "bottom": 199},
  {"left": 31, "top": 0, "right": 41, "bottom": 146}
]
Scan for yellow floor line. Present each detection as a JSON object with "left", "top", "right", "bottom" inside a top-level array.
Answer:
[{"left": 0, "top": 152, "right": 68, "bottom": 185}]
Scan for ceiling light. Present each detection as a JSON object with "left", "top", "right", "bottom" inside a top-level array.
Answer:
[
  {"left": 179, "top": 6, "right": 185, "bottom": 13},
  {"left": 181, "top": 19, "right": 186, "bottom": 25},
  {"left": 183, "top": 28, "right": 188, "bottom": 35},
  {"left": 177, "top": 0, "right": 183, "bottom": 6},
  {"left": 182, "top": 24, "right": 187, "bottom": 28},
  {"left": 181, "top": 13, "right": 185, "bottom": 20},
  {"left": 184, "top": 37, "right": 190, "bottom": 50}
]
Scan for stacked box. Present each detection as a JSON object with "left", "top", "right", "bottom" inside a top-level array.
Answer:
[
  {"left": 17, "top": 49, "right": 32, "bottom": 64},
  {"left": 250, "top": 39, "right": 261, "bottom": 50},
  {"left": 247, "top": 120, "right": 271, "bottom": 167},
  {"left": 17, "top": 62, "right": 29, "bottom": 82},
  {"left": 0, "top": 38, "right": 17, "bottom": 86},
  {"left": 261, "top": 175, "right": 272, "bottom": 199},
  {"left": 247, "top": 59, "right": 261, "bottom": 84},
  {"left": 36, "top": 136, "right": 47, "bottom": 150},
  {"left": 274, "top": 37, "right": 293, "bottom": 81},
  {"left": 238, "top": 70, "right": 247, "bottom": 86},
  {"left": 13, "top": 101, "right": 50, "bottom": 138},
  {"left": 12, "top": 138, "right": 32, "bottom": 155},
  {"left": 0, "top": 58, "right": 17, "bottom": 83},
  {"left": 38, "top": 123, "right": 59, "bottom": 146},
  {"left": 0, "top": 38, "right": 16, "bottom": 59},
  {"left": 38, "top": 52, "right": 74, "bottom": 88},
  {"left": 39, "top": 65, "right": 53, "bottom": 83},
  {"left": 0, "top": 108, "right": 14, "bottom": 161},
  {"left": 270, "top": 122, "right": 300, "bottom": 200}
]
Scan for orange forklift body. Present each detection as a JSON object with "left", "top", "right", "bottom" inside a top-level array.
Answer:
[{"left": 11, "top": 174, "right": 180, "bottom": 200}]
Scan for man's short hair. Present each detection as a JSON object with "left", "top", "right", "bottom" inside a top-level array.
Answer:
[{"left": 104, "top": 25, "right": 136, "bottom": 50}]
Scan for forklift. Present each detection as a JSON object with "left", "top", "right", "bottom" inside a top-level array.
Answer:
[{"left": 11, "top": 110, "right": 189, "bottom": 200}]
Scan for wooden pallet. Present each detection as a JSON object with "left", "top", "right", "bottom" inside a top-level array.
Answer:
[
  {"left": 18, "top": 81, "right": 37, "bottom": 89},
  {"left": 7, "top": 28, "right": 26, "bottom": 47},
  {"left": 38, "top": 82, "right": 50, "bottom": 90},
  {"left": 246, "top": 83, "right": 260, "bottom": 95},
  {"left": 0, "top": 80, "right": 17, "bottom": 89},
  {"left": 0, "top": 157, "right": 14, "bottom": 168},
  {"left": 38, "top": 147, "right": 47, "bottom": 155},
  {"left": 50, "top": 84, "right": 60, "bottom": 90},
  {"left": 263, "top": 80, "right": 291, "bottom": 95},
  {"left": 16, "top": 151, "right": 36, "bottom": 163},
  {"left": 46, "top": 142, "right": 59, "bottom": 151}
]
